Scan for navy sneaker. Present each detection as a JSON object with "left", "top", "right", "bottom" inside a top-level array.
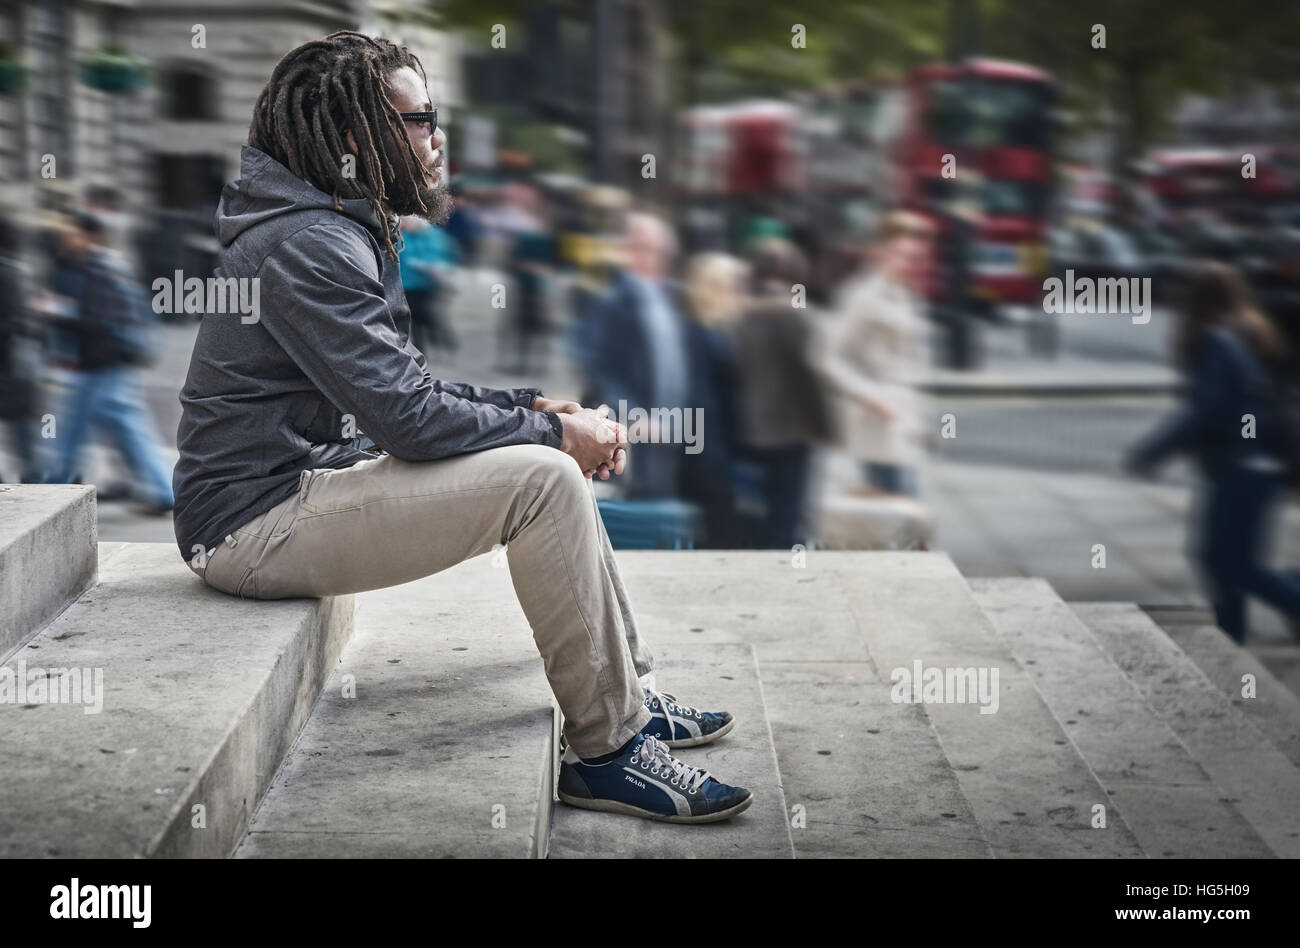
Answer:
[
  {"left": 557, "top": 734, "right": 753, "bottom": 823},
  {"left": 643, "top": 687, "right": 735, "bottom": 748},
  {"left": 556, "top": 688, "right": 735, "bottom": 756}
]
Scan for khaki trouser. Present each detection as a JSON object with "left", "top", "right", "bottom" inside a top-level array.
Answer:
[{"left": 187, "top": 444, "right": 654, "bottom": 758}]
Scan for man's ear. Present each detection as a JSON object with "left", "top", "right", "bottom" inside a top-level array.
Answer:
[{"left": 344, "top": 129, "right": 358, "bottom": 156}]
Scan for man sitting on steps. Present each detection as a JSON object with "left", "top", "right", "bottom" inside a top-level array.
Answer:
[{"left": 171, "top": 31, "right": 751, "bottom": 824}]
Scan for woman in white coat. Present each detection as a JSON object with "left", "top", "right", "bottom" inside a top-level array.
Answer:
[{"left": 815, "top": 211, "right": 934, "bottom": 497}]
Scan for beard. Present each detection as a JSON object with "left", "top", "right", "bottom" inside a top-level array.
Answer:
[{"left": 387, "top": 163, "right": 454, "bottom": 225}]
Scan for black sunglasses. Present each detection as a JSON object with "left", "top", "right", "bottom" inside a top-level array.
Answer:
[{"left": 398, "top": 108, "right": 438, "bottom": 131}]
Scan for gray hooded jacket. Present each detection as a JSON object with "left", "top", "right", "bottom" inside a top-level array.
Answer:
[{"left": 172, "top": 145, "right": 563, "bottom": 558}]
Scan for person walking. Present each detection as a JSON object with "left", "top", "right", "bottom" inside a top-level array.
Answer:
[
  {"left": 45, "top": 212, "right": 173, "bottom": 514},
  {"left": 397, "top": 214, "right": 458, "bottom": 359},
  {"left": 732, "top": 238, "right": 835, "bottom": 548},
  {"left": 580, "top": 211, "right": 693, "bottom": 501},
  {"left": 680, "top": 251, "right": 748, "bottom": 548},
  {"left": 814, "top": 210, "right": 934, "bottom": 498},
  {"left": 0, "top": 212, "right": 43, "bottom": 484},
  {"left": 1127, "top": 261, "right": 1300, "bottom": 643}
]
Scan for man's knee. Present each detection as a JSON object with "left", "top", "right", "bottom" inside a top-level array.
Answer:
[
  {"left": 460, "top": 443, "right": 586, "bottom": 499},
  {"left": 525, "top": 445, "right": 588, "bottom": 498}
]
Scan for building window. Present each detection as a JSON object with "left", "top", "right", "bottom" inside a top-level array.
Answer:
[
  {"left": 161, "top": 66, "right": 218, "bottom": 121},
  {"left": 155, "top": 153, "right": 225, "bottom": 211}
]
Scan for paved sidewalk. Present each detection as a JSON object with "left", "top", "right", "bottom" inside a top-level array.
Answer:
[
  {"left": 921, "top": 457, "right": 1300, "bottom": 640},
  {"left": 923, "top": 360, "right": 1181, "bottom": 396},
  {"left": 921, "top": 309, "right": 1181, "bottom": 395}
]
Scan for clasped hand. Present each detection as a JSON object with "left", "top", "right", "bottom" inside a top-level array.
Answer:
[{"left": 534, "top": 397, "right": 628, "bottom": 480}]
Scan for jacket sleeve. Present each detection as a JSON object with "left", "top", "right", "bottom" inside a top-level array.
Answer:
[
  {"left": 410, "top": 345, "right": 544, "bottom": 410},
  {"left": 255, "top": 222, "right": 562, "bottom": 460}
]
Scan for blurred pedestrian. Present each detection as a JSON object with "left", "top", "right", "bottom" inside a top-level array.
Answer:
[
  {"left": 680, "top": 251, "right": 749, "bottom": 547},
  {"left": 45, "top": 212, "right": 173, "bottom": 515},
  {"left": 43, "top": 222, "right": 88, "bottom": 371},
  {"left": 733, "top": 238, "right": 834, "bottom": 548},
  {"left": 582, "top": 210, "right": 692, "bottom": 500},
  {"left": 84, "top": 185, "right": 140, "bottom": 278},
  {"left": 483, "top": 185, "right": 550, "bottom": 372},
  {"left": 814, "top": 210, "right": 934, "bottom": 498},
  {"left": 0, "top": 212, "right": 44, "bottom": 483},
  {"left": 505, "top": 224, "right": 555, "bottom": 374},
  {"left": 1127, "top": 260, "right": 1300, "bottom": 643},
  {"left": 444, "top": 184, "right": 484, "bottom": 267},
  {"left": 397, "top": 215, "right": 459, "bottom": 359}
]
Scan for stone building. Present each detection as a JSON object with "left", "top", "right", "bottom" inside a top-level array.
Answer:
[{"left": 0, "top": 0, "right": 462, "bottom": 277}]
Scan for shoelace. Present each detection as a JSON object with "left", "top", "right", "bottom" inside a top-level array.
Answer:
[
  {"left": 645, "top": 688, "right": 703, "bottom": 734},
  {"left": 630, "top": 735, "right": 711, "bottom": 794}
]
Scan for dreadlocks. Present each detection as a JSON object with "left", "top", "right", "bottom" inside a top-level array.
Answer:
[{"left": 248, "top": 31, "right": 444, "bottom": 259}]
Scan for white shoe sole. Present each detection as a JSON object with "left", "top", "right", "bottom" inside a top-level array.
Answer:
[{"left": 557, "top": 788, "right": 754, "bottom": 824}]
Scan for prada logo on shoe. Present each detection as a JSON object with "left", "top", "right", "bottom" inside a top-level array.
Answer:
[{"left": 622, "top": 765, "right": 690, "bottom": 816}]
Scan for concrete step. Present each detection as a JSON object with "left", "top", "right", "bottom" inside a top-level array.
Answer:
[
  {"left": 614, "top": 550, "right": 873, "bottom": 664},
  {"left": 760, "top": 661, "right": 990, "bottom": 857},
  {"left": 97, "top": 541, "right": 129, "bottom": 566},
  {"left": 1073, "top": 602, "right": 1300, "bottom": 858},
  {"left": 237, "top": 557, "right": 557, "bottom": 858},
  {"left": 0, "top": 485, "right": 97, "bottom": 662},
  {"left": 609, "top": 551, "right": 986, "bottom": 857},
  {"left": 1156, "top": 622, "right": 1300, "bottom": 770},
  {"left": 835, "top": 552, "right": 1145, "bottom": 856},
  {"left": 547, "top": 640, "right": 794, "bottom": 858},
  {"left": 0, "top": 542, "right": 353, "bottom": 857},
  {"left": 1250, "top": 644, "right": 1300, "bottom": 713},
  {"left": 971, "top": 579, "right": 1272, "bottom": 858}
]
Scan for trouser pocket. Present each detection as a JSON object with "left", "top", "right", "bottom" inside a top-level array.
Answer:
[{"left": 194, "top": 536, "right": 256, "bottom": 597}]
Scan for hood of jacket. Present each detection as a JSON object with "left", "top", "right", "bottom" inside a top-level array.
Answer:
[{"left": 215, "top": 145, "right": 400, "bottom": 252}]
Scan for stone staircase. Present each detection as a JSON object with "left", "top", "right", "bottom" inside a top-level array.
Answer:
[{"left": 3, "top": 485, "right": 1298, "bottom": 858}]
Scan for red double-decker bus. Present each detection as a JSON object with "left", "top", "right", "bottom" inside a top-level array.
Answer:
[
  {"left": 886, "top": 58, "right": 1058, "bottom": 309},
  {"left": 673, "top": 60, "right": 1057, "bottom": 309}
]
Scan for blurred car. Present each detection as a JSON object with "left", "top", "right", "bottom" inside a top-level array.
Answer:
[{"left": 1126, "top": 228, "right": 1185, "bottom": 302}]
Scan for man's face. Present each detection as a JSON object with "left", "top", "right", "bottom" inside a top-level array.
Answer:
[
  {"left": 374, "top": 65, "right": 453, "bottom": 224},
  {"left": 625, "top": 217, "right": 666, "bottom": 280}
]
